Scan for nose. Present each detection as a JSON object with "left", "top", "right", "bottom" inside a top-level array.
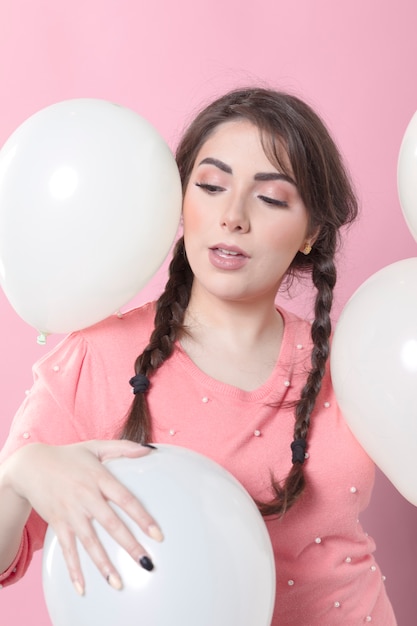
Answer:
[{"left": 220, "top": 195, "right": 250, "bottom": 233}]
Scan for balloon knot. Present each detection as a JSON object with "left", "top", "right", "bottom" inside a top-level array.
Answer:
[{"left": 37, "top": 332, "right": 48, "bottom": 345}]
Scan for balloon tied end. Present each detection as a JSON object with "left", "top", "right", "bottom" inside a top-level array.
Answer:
[{"left": 37, "top": 332, "right": 48, "bottom": 345}]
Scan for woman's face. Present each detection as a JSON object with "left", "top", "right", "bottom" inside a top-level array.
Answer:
[{"left": 182, "top": 119, "right": 312, "bottom": 307}]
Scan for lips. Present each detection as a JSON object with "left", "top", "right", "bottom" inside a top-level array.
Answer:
[
  {"left": 210, "top": 244, "right": 249, "bottom": 258},
  {"left": 208, "top": 243, "right": 250, "bottom": 270}
]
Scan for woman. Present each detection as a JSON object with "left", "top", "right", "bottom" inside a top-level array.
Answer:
[{"left": 0, "top": 88, "right": 397, "bottom": 624}]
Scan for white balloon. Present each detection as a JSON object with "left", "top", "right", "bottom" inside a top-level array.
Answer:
[
  {"left": 0, "top": 99, "right": 182, "bottom": 338},
  {"left": 331, "top": 258, "right": 417, "bottom": 505},
  {"left": 42, "top": 445, "right": 276, "bottom": 626},
  {"left": 398, "top": 110, "right": 417, "bottom": 242}
]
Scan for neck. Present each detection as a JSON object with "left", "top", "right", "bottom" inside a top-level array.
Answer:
[
  {"left": 183, "top": 286, "right": 283, "bottom": 349},
  {"left": 181, "top": 286, "right": 285, "bottom": 390}
]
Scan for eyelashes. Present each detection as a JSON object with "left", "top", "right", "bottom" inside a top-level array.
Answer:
[
  {"left": 257, "top": 195, "right": 289, "bottom": 208},
  {"left": 195, "top": 182, "right": 289, "bottom": 208},
  {"left": 195, "top": 182, "right": 225, "bottom": 193}
]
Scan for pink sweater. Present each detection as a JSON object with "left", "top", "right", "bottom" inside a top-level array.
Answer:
[{"left": 0, "top": 303, "right": 396, "bottom": 625}]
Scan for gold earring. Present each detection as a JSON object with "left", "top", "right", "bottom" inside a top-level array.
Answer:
[{"left": 302, "top": 242, "right": 312, "bottom": 255}]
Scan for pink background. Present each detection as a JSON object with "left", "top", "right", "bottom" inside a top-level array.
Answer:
[{"left": 1, "top": 0, "right": 417, "bottom": 623}]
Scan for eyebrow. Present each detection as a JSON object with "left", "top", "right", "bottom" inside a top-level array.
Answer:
[
  {"left": 198, "top": 157, "right": 232, "bottom": 174},
  {"left": 254, "top": 172, "right": 296, "bottom": 185},
  {"left": 198, "top": 157, "right": 296, "bottom": 186}
]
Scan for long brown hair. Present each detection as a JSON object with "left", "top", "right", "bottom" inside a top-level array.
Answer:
[{"left": 120, "top": 87, "right": 358, "bottom": 517}]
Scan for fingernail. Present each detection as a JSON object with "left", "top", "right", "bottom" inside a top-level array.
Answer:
[
  {"left": 148, "top": 523, "right": 164, "bottom": 542},
  {"left": 141, "top": 443, "right": 157, "bottom": 450},
  {"left": 139, "top": 555, "right": 154, "bottom": 571},
  {"left": 106, "top": 573, "right": 123, "bottom": 590},
  {"left": 73, "top": 580, "right": 84, "bottom": 596}
]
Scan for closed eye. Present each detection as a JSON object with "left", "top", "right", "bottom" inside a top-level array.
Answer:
[
  {"left": 258, "top": 195, "right": 288, "bottom": 207},
  {"left": 195, "top": 182, "right": 225, "bottom": 194}
]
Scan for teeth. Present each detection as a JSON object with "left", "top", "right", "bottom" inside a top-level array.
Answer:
[{"left": 218, "top": 248, "right": 239, "bottom": 256}]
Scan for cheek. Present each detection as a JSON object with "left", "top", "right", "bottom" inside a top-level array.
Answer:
[
  {"left": 182, "top": 208, "right": 198, "bottom": 234},
  {"left": 182, "top": 192, "right": 206, "bottom": 237},
  {"left": 263, "top": 220, "right": 308, "bottom": 253}
]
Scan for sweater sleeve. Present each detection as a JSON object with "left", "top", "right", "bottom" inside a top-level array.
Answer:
[
  {"left": 0, "top": 333, "right": 90, "bottom": 458},
  {"left": 0, "top": 332, "right": 97, "bottom": 586}
]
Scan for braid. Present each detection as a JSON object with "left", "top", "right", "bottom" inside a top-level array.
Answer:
[
  {"left": 296, "top": 247, "right": 337, "bottom": 432},
  {"left": 120, "top": 238, "right": 192, "bottom": 443},
  {"left": 257, "top": 245, "right": 337, "bottom": 517}
]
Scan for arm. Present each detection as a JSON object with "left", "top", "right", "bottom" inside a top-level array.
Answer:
[{"left": 0, "top": 458, "right": 32, "bottom": 576}]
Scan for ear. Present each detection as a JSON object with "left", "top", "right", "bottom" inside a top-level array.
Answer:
[{"left": 299, "top": 227, "right": 320, "bottom": 255}]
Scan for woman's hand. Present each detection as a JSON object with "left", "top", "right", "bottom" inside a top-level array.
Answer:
[{"left": 5, "top": 440, "right": 163, "bottom": 595}]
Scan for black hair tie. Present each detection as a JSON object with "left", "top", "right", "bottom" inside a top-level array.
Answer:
[
  {"left": 291, "top": 438, "right": 307, "bottom": 464},
  {"left": 129, "top": 374, "right": 150, "bottom": 394}
]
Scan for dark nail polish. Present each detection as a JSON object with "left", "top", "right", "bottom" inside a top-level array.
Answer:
[
  {"left": 141, "top": 443, "right": 157, "bottom": 450},
  {"left": 139, "top": 556, "right": 154, "bottom": 571}
]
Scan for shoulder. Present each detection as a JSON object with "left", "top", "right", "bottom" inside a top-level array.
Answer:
[
  {"left": 76, "top": 302, "right": 155, "bottom": 341},
  {"left": 77, "top": 301, "right": 156, "bottom": 346},
  {"left": 33, "top": 301, "right": 157, "bottom": 376}
]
